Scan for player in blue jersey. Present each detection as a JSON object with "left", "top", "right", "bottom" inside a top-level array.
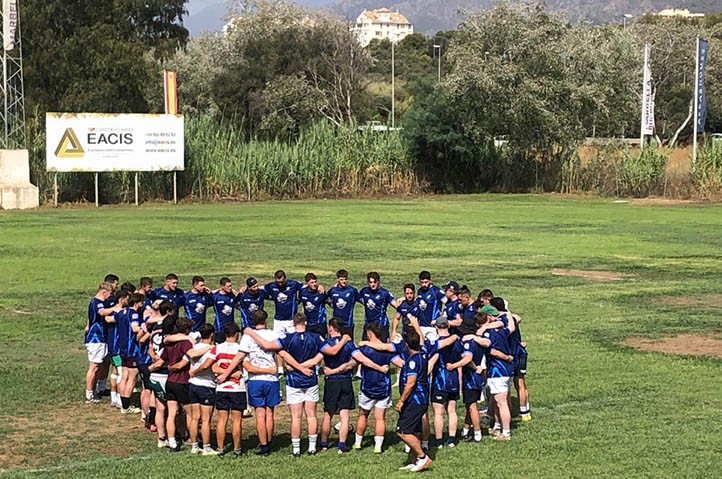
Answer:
[
  {"left": 416, "top": 271, "right": 445, "bottom": 338},
  {"left": 391, "top": 283, "right": 421, "bottom": 342},
  {"left": 455, "top": 287, "right": 479, "bottom": 336},
  {"left": 138, "top": 277, "right": 154, "bottom": 309},
  {"left": 106, "top": 290, "right": 129, "bottom": 408},
  {"left": 112, "top": 293, "right": 144, "bottom": 413},
  {"left": 236, "top": 277, "right": 265, "bottom": 330},
  {"left": 351, "top": 322, "right": 401, "bottom": 453},
  {"left": 263, "top": 270, "right": 304, "bottom": 374},
  {"left": 212, "top": 277, "right": 237, "bottom": 332},
  {"left": 84, "top": 282, "right": 116, "bottom": 403},
  {"left": 326, "top": 269, "right": 360, "bottom": 338},
  {"left": 395, "top": 329, "right": 432, "bottom": 473},
  {"left": 456, "top": 312, "right": 488, "bottom": 443},
  {"left": 319, "top": 318, "right": 357, "bottom": 453},
  {"left": 428, "top": 317, "right": 465, "bottom": 448},
  {"left": 466, "top": 304, "right": 515, "bottom": 440},
  {"left": 150, "top": 273, "right": 185, "bottom": 309},
  {"left": 184, "top": 276, "right": 212, "bottom": 332},
  {"left": 358, "top": 271, "right": 398, "bottom": 342},
  {"left": 489, "top": 297, "right": 530, "bottom": 421},
  {"left": 300, "top": 273, "right": 329, "bottom": 338},
  {"left": 441, "top": 281, "right": 463, "bottom": 331}
]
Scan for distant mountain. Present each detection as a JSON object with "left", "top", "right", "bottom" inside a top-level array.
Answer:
[{"left": 184, "top": 1, "right": 722, "bottom": 37}]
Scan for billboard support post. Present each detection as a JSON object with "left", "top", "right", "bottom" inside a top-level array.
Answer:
[
  {"left": 94, "top": 172, "right": 98, "bottom": 208},
  {"left": 53, "top": 172, "right": 57, "bottom": 206}
]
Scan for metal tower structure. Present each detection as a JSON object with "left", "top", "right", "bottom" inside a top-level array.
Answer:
[{"left": 0, "top": 0, "right": 26, "bottom": 149}]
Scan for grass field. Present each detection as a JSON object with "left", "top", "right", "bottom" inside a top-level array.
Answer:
[{"left": 1, "top": 195, "right": 722, "bottom": 478}]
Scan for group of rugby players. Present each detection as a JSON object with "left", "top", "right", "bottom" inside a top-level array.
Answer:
[{"left": 84, "top": 269, "right": 530, "bottom": 472}]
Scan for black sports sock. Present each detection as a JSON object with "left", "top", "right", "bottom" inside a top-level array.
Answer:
[
  {"left": 121, "top": 396, "right": 130, "bottom": 409},
  {"left": 149, "top": 407, "right": 156, "bottom": 424}
]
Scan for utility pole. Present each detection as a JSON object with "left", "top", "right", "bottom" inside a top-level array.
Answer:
[{"left": 0, "top": 0, "right": 26, "bottom": 149}]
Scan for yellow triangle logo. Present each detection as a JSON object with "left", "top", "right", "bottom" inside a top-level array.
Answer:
[{"left": 55, "top": 128, "right": 85, "bottom": 158}]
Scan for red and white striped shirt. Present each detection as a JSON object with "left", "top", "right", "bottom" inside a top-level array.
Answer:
[{"left": 209, "top": 341, "right": 246, "bottom": 393}]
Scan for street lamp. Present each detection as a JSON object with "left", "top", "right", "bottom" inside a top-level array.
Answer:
[
  {"left": 623, "top": 14, "right": 633, "bottom": 29},
  {"left": 433, "top": 44, "right": 441, "bottom": 81}
]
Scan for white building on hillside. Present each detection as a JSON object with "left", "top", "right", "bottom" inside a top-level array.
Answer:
[{"left": 352, "top": 8, "right": 413, "bottom": 47}]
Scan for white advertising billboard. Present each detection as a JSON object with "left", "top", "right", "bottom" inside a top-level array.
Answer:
[{"left": 46, "top": 113, "right": 184, "bottom": 172}]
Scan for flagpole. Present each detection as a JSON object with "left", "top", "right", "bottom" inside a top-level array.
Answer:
[
  {"left": 693, "top": 37, "right": 700, "bottom": 171},
  {"left": 640, "top": 44, "right": 648, "bottom": 151}
]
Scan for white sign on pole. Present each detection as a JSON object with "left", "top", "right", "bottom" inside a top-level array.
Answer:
[
  {"left": 46, "top": 113, "right": 185, "bottom": 172},
  {"left": 640, "top": 44, "right": 655, "bottom": 137},
  {"left": 3, "top": 0, "right": 17, "bottom": 51}
]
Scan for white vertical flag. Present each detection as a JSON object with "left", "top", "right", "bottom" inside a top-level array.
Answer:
[
  {"left": 3, "top": 0, "right": 18, "bottom": 51},
  {"left": 640, "top": 43, "right": 655, "bottom": 137}
]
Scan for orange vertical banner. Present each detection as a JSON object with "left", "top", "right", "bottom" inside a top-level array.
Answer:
[{"left": 163, "top": 70, "right": 178, "bottom": 115}]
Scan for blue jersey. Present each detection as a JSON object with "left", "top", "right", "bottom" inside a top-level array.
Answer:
[
  {"left": 462, "top": 339, "right": 486, "bottom": 390},
  {"left": 416, "top": 285, "right": 445, "bottom": 327},
  {"left": 151, "top": 287, "right": 185, "bottom": 308},
  {"left": 353, "top": 345, "right": 394, "bottom": 399},
  {"left": 85, "top": 298, "right": 107, "bottom": 344},
  {"left": 299, "top": 287, "right": 328, "bottom": 327},
  {"left": 396, "top": 298, "right": 421, "bottom": 335},
  {"left": 236, "top": 290, "right": 265, "bottom": 329},
  {"left": 321, "top": 336, "right": 356, "bottom": 380},
  {"left": 106, "top": 314, "right": 120, "bottom": 356},
  {"left": 137, "top": 317, "right": 152, "bottom": 365},
  {"left": 327, "top": 285, "right": 360, "bottom": 328},
  {"left": 264, "top": 280, "right": 303, "bottom": 321},
  {"left": 431, "top": 337, "right": 464, "bottom": 393},
  {"left": 358, "top": 286, "right": 395, "bottom": 326},
  {"left": 212, "top": 291, "right": 236, "bottom": 332},
  {"left": 399, "top": 351, "right": 429, "bottom": 405},
  {"left": 501, "top": 313, "right": 527, "bottom": 357},
  {"left": 116, "top": 307, "right": 141, "bottom": 359},
  {"left": 458, "top": 303, "right": 478, "bottom": 336},
  {"left": 484, "top": 327, "right": 514, "bottom": 377},
  {"left": 184, "top": 290, "right": 212, "bottom": 332},
  {"left": 277, "top": 331, "right": 324, "bottom": 388}
]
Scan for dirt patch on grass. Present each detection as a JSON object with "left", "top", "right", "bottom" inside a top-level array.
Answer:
[
  {"left": 551, "top": 268, "right": 634, "bottom": 282},
  {"left": 630, "top": 197, "right": 709, "bottom": 206},
  {"left": 656, "top": 294, "right": 722, "bottom": 308},
  {"left": 622, "top": 334, "right": 722, "bottom": 358},
  {"left": 0, "top": 403, "right": 145, "bottom": 469}
]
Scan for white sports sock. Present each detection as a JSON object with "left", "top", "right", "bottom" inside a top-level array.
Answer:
[
  {"left": 474, "top": 430, "right": 482, "bottom": 441},
  {"left": 404, "top": 444, "right": 410, "bottom": 453},
  {"left": 421, "top": 440, "right": 429, "bottom": 450},
  {"left": 292, "top": 438, "right": 301, "bottom": 454},
  {"left": 111, "top": 391, "right": 120, "bottom": 404},
  {"left": 168, "top": 437, "right": 177, "bottom": 448},
  {"left": 462, "top": 427, "right": 469, "bottom": 437},
  {"left": 86, "top": 389, "right": 94, "bottom": 400},
  {"left": 493, "top": 423, "right": 501, "bottom": 431},
  {"left": 308, "top": 434, "right": 318, "bottom": 452},
  {"left": 355, "top": 434, "right": 363, "bottom": 447},
  {"left": 502, "top": 429, "right": 511, "bottom": 437},
  {"left": 374, "top": 436, "right": 384, "bottom": 449}
]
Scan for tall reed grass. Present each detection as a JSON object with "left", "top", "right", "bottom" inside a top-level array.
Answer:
[{"left": 693, "top": 140, "right": 722, "bottom": 199}]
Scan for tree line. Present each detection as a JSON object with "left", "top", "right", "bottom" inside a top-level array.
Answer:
[{"left": 20, "top": 0, "right": 722, "bottom": 201}]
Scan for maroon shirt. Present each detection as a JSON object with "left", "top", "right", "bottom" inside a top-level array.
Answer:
[{"left": 161, "top": 340, "right": 193, "bottom": 384}]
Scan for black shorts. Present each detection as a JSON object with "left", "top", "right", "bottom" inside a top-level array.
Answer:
[
  {"left": 215, "top": 391, "right": 247, "bottom": 412},
  {"left": 121, "top": 357, "right": 137, "bottom": 368},
  {"left": 362, "top": 322, "right": 389, "bottom": 342},
  {"left": 396, "top": 403, "right": 428, "bottom": 435},
  {"left": 165, "top": 381, "right": 190, "bottom": 404},
  {"left": 514, "top": 353, "right": 528, "bottom": 376},
  {"left": 431, "top": 388, "right": 459, "bottom": 404},
  {"left": 138, "top": 364, "right": 153, "bottom": 390},
  {"left": 189, "top": 384, "right": 216, "bottom": 406},
  {"left": 323, "top": 378, "right": 355, "bottom": 413},
  {"left": 463, "top": 388, "right": 483, "bottom": 405},
  {"left": 307, "top": 323, "right": 328, "bottom": 338}
]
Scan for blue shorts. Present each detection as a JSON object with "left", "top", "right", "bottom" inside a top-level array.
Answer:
[
  {"left": 189, "top": 384, "right": 216, "bottom": 406},
  {"left": 247, "top": 380, "right": 281, "bottom": 408},
  {"left": 216, "top": 391, "right": 247, "bottom": 412}
]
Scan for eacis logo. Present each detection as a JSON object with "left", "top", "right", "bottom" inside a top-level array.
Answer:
[{"left": 54, "top": 128, "right": 85, "bottom": 158}]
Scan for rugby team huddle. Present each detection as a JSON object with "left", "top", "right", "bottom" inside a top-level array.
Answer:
[{"left": 84, "top": 269, "right": 531, "bottom": 472}]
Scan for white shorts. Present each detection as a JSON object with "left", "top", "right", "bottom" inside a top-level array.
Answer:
[
  {"left": 273, "top": 320, "right": 295, "bottom": 335},
  {"left": 86, "top": 342, "right": 108, "bottom": 364},
  {"left": 421, "top": 326, "right": 438, "bottom": 342},
  {"left": 286, "top": 385, "right": 319, "bottom": 405},
  {"left": 488, "top": 376, "right": 512, "bottom": 395},
  {"left": 358, "top": 391, "right": 391, "bottom": 410}
]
